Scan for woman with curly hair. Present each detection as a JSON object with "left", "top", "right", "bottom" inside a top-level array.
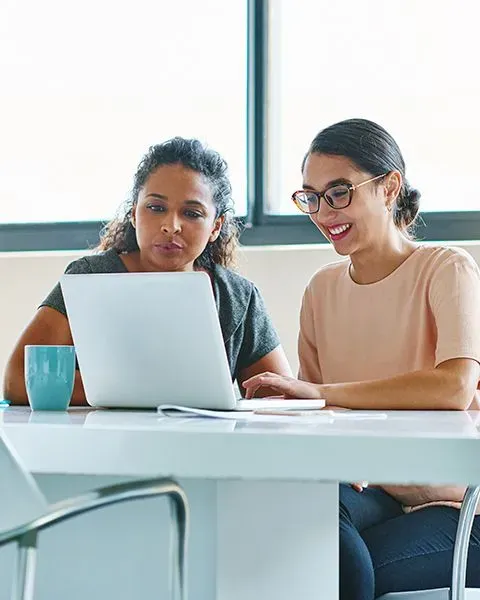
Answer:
[{"left": 4, "top": 137, "right": 291, "bottom": 404}]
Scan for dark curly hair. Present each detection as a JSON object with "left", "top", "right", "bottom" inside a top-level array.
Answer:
[{"left": 97, "top": 137, "right": 239, "bottom": 269}]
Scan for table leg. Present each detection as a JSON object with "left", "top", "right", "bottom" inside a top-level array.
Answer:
[{"left": 216, "top": 480, "right": 338, "bottom": 600}]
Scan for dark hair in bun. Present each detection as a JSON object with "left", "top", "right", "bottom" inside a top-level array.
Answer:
[{"left": 393, "top": 184, "right": 421, "bottom": 231}]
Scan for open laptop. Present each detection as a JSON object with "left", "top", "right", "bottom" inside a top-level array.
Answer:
[{"left": 61, "top": 272, "right": 325, "bottom": 411}]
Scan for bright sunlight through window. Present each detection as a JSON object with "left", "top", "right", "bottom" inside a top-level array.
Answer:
[
  {"left": 0, "top": 0, "right": 247, "bottom": 224},
  {"left": 267, "top": 0, "right": 480, "bottom": 214}
]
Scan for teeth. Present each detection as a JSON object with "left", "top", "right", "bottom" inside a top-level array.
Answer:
[{"left": 329, "top": 224, "right": 351, "bottom": 235}]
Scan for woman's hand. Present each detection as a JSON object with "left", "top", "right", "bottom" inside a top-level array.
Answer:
[
  {"left": 237, "top": 347, "right": 292, "bottom": 398},
  {"left": 242, "top": 372, "right": 323, "bottom": 400},
  {"left": 351, "top": 482, "right": 368, "bottom": 493}
]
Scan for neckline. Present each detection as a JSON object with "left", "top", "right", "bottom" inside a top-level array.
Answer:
[{"left": 347, "top": 245, "right": 423, "bottom": 287}]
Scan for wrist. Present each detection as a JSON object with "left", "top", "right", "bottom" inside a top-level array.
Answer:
[{"left": 318, "top": 383, "right": 332, "bottom": 404}]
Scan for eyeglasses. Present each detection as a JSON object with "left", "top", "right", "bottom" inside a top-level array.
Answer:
[{"left": 292, "top": 173, "right": 387, "bottom": 214}]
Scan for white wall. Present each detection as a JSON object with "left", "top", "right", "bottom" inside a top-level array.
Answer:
[{"left": 1, "top": 243, "right": 480, "bottom": 381}]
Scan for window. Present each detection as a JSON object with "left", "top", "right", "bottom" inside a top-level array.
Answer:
[
  {"left": 267, "top": 0, "right": 480, "bottom": 216},
  {"left": 0, "top": 0, "right": 247, "bottom": 224},
  {"left": 1, "top": 0, "right": 479, "bottom": 250}
]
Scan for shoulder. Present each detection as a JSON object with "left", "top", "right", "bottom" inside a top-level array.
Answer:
[
  {"left": 414, "top": 245, "right": 480, "bottom": 279},
  {"left": 305, "top": 258, "right": 350, "bottom": 293},
  {"left": 64, "top": 249, "right": 125, "bottom": 275},
  {"left": 406, "top": 246, "right": 480, "bottom": 308},
  {"left": 213, "top": 265, "right": 256, "bottom": 306},
  {"left": 212, "top": 265, "right": 273, "bottom": 342}
]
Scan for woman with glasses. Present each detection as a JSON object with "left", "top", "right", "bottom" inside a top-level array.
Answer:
[{"left": 243, "top": 118, "right": 480, "bottom": 599}]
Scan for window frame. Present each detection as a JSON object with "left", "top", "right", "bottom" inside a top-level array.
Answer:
[{"left": 1, "top": 0, "right": 479, "bottom": 253}]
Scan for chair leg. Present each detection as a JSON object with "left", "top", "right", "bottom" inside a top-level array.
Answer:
[
  {"left": 450, "top": 486, "right": 480, "bottom": 600},
  {"left": 11, "top": 531, "right": 38, "bottom": 600},
  {"left": 168, "top": 493, "right": 188, "bottom": 600}
]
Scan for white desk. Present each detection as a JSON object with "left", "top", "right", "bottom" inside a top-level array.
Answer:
[{"left": 1, "top": 407, "right": 480, "bottom": 600}]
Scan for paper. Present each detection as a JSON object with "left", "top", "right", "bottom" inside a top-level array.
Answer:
[
  {"left": 158, "top": 405, "right": 252, "bottom": 420},
  {"left": 157, "top": 404, "right": 387, "bottom": 422}
]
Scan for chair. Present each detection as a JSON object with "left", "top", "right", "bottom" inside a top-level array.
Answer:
[
  {"left": 0, "top": 432, "right": 189, "bottom": 600},
  {"left": 378, "top": 486, "right": 480, "bottom": 600}
]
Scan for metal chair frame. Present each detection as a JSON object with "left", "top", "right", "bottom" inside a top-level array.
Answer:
[{"left": 0, "top": 434, "right": 189, "bottom": 600}]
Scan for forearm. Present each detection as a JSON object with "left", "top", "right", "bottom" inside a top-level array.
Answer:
[
  {"left": 320, "top": 368, "right": 472, "bottom": 411},
  {"left": 3, "top": 357, "right": 30, "bottom": 404},
  {"left": 3, "top": 371, "right": 28, "bottom": 405},
  {"left": 70, "top": 371, "right": 87, "bottom": 405}
]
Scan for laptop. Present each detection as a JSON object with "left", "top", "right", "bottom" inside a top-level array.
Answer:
[{"left": 61, "top": 272, "right": 325, "bottom": 411}]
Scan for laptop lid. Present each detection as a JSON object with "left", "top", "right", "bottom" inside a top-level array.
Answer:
[{"left": 61, "top": 271, "right": 237, "bottom": 409}]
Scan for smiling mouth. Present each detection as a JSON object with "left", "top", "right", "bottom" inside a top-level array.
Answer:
[{"left": 326, "top": 223, "right": 352, "bottom": 241}]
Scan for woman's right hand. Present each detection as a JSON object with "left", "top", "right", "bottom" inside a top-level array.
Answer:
[
  {"left": 351, "top": 482, "right": 368, "bottom": 493},
  {"left": 242, "top": 372, "right": 323, "bottom": 400}
]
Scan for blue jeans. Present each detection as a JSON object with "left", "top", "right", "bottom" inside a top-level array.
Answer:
[{"left": 339, "top": 483, "right": 480, "bottom": 599}]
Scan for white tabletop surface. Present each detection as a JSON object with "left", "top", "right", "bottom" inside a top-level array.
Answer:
[{"left": 1, "top": 407, "right": 480, "bottom": 484}]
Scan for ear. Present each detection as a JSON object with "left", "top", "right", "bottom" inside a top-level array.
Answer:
[
  {"left": 209, "top": 214, "right": 225, "bottom": 243},
  {"left": 130, "top": 205, "right": 137, "bottom": 228},
  {"left": 383, "top": 171, "right": 402, "bottom": 211}
]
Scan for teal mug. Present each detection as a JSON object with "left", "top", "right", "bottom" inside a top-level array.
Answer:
[{"left": 24, "top": 345, "right": 75, "bottom": 411}]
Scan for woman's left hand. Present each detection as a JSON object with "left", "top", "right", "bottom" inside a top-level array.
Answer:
[{"left": 242, "top": 372, "right": 323, "bottom": 400}]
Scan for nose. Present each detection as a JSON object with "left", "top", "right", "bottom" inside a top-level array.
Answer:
[
  {"left": 160, "top": 213, "right": 181, "bottom": 234},
  {"left": 311, "top": 197, "right": 336, "bottom": 223}
]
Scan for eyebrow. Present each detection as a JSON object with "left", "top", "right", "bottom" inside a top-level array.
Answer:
[
  {"left": 302, "top": 178, "right": 350, "bottom": 192},
  {"left": 145, "top": 193, "right": 208, "bottom": 209}
]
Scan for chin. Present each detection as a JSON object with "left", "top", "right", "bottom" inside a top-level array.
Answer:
[
  {"left": 329, "top": 235, "right": 354, "bottom": 256},
  {"left": 149, "top": 250, "right": 195, "bottom": 272},
  {"left": 164, "top": 260, "right": 195, "bottom": 272},
  {"left": 332, "top": 245, "right": 351, "bottom": 257},
  {"left": 329, "top": 231, "right": 358, "bottom": 257}
]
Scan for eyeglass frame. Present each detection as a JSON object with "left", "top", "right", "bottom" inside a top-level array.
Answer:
[{"left": 292, "top": 173, "right": 387, "bottom": 214}]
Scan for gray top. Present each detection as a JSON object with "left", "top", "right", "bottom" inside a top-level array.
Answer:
[{"left": 41, "top": 249, "right": 280, "bottom": 382}]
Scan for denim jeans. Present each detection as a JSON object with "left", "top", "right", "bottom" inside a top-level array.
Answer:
[{"left": 339, "top": 483, "right": 480, "bottom": 599}]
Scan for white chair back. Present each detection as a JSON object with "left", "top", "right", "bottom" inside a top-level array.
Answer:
[{"left": 0, "top": 432, "right": 48, "bottom": 532}]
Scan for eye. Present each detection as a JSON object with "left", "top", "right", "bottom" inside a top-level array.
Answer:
[
  {"left": 325, "top": 185, "right": 350, "bottom": 208},
  {"left": 146, "top": 204, "right": 166, "bottom": 213},
  {"left": 184, "top": 210, "right": 204, "bottom": 219},
  {"left": 328, "top": 185, "right": 349, "bottom": 199}
]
